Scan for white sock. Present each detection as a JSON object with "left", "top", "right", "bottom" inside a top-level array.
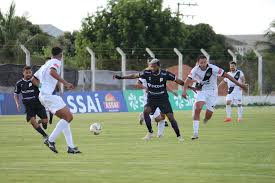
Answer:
[
  {"left": 237, "top": 106, "right": 243, "bottom": 119},
  {"left": 63, "top": 123, "right": 75, "bottom": 148},
  {"left": 49, "top": 119, "right": 68, "bottom": 142},
  {"left": 226, "top": 105, "right": 232, "bottom": 118},
  {"left": 193, "top": 120, "right": 199, "bottom": 135},
  {"left": 157, "top": 120, "right": 165, "bottom": 136}
]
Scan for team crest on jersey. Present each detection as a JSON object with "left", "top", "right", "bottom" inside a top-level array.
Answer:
[
  {"left": 206, "top": 72, "right": 211, "bottom": 77},
  {"left": 29, "top": 82, "right": 32, "bottom": 87},
  {"left": 149, "top": 77, "right": 151, "bottom": 81},
  {"left": 160, "top": 78, "right": 163, "bottom": 82}
]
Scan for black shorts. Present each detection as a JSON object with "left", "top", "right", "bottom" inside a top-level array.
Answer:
[
  {"left": 25, "top": 104, "right": 47, "bottom": 122},
  {"left": 145, "top": 98, "right": 173, "bottom": 114}
]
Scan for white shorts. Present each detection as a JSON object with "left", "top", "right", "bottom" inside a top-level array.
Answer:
[
  {"left": 39, "top": 94, "right": 66, "bottom": 114},
  {"left": 150, "top": 107, "right": 161, "bottom": 120},
  {"left": 195, "top": 90, "right": 217, "bottom": 112},
  {"left": 226, "top": 92, "right": 242, "bottom": 105}
]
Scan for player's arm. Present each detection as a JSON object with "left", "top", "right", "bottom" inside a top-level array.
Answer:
[
  {"left": 113, "top": 73, "right": 140, "bottom": 80},
  {"left": 218, "top": 79, "right": 227, "bottom": 89},
  {"left": 167, "top": 84, "right": 178, "bottom": 96},
  {"left": 50, "top": 68, "right": 74, "bottom": 90},
  {"left": 182, "top": 77, "right": 194, "bottom": 98},
  {"left": 135, "top": 80, "right": 146, "bottom": 90},
  {"left": 31, "top": 76, "right": 40, "bottom": 87},
  {"left": 223, "top": 72, "right": 247, "bottom": 91},
  {"left": 13, "top": 83, "right": 21, "bottom": 112}
]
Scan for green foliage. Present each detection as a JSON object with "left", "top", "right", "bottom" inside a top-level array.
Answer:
[{"left": 76, "top": 0, "right": 230, "bottom": 70}]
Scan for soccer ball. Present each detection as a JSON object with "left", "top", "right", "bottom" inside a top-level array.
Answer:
[{"left": 89, "top": 123, "right": 102, "bottom": 135}]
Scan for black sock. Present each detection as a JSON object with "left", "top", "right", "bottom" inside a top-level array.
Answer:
[
  {"left": 49, "top": 112, "right": 53, "bottom": 124},
  {"left": 170, "top": 119, "right": 181, "bottom": 137},
  {"left": 144, "top": 115, "right": 153, "bottom": 133},
  {"left": 35, "top": 126, "right": 48, "bottom": 138}
]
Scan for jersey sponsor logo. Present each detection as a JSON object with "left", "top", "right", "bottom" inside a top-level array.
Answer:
[
  {"left": 160, "top": 77, "right": 163, "bottom": 82},
  {"left": 103, "top": 93, "right": 120, "bottom": 110},
  {"left": 147, "top": 83, "right": 165, "bottom": 88}
]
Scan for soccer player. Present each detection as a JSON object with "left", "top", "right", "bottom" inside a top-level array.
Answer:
[
  {"left": 182, "top": 55, "right": 247, "bottom": 140},
  {"left": 114, "top": 58, "right": 190, "bottom": 142},
  {"left": 136, "top": 77, "right": 176, "bottom": 138},
  {"left": 33, "top": 47, "right": 81, "bottom": 154},
  {"left": 218, "top": 61, "right": 245, "bottom": 122},
  {"left": 14, "top": 66, "right": 48, "bottom": 140}
]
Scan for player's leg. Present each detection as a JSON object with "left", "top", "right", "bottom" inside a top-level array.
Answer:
[
  {"left": 203, "top": 94, "right": 216, "bottom": 124},
  {"left": 225, "top": 94, "right": 233, "bottom": 122},
  {"left": 139, "top": 112, "right": 144, "bottom": 125},
  {"left": 237, "top": 100, "right": 243, "bottom": 122},
  {"left": 192, "top": 101, "right": 205, "bottom": 140},
  {"left": 28, "top": 116, "right": 48, "bottom": 139},
  {"left": 154, "top": 110, "right": 165, "bottom": 138},
  {"left": 142, "top": 104, "right": 154, "bottom": 140},
  {"left": 37, "top": 105, "right": 48, "bottom": 130}
]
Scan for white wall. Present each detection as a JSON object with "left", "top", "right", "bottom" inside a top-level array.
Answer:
[{"left": 216, "top": 96, "right": 275, "bottom": 105}]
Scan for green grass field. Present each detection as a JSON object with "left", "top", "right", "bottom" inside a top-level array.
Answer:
[{"left": 0, "top": 107, "right": 274, "bottom": 183}]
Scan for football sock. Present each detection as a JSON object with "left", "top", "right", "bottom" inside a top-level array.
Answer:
[
  {"left": 144, "top": 114, "right": 153, "bottom": 133},
  {"left": 169, "top": 119, "right": 181, "bottom": 137},
  {"left": 35, "top": 126, "right": 48, "bottom": 138},
  {"left": 193, "top": 120, "right": 199, "bottom": 134},
  {"left": 63, "top": 123, "right": 75, "bottom": 148},
  {"left": 237, "top": 106, "right": 243, "bottom": 119},
  {"left": 49, "top": 119, "right": 68, "bottom": 142},
  {"left": 49, "top": 112, "right": 54, "bottom": 124},
  {"left": 157, "top": 120, "right": 165, "bottom": 136},
  {"left": 226, "top": 105, "right": 232, "bottom": 118}
]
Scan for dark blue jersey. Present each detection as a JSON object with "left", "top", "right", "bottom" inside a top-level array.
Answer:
[
  {"left": 14, "top": 79, "right": 41, "bottom": 106},
  {"left": 139, "top": 69, "right": 176, "bottom": 100}
]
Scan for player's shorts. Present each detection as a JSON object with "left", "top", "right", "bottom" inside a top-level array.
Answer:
[
  {"left": 145, "top": 98, "right": 173, "bottom": 114},
  {"left": 25, "top": 103, "right": 47, "bottom": 122},
  {"left": 150, "top": 107, "right": 161, "bottom": 119},
  {"left": 226, "top": 91, "right": 242, "bottom": 105},
  {"left": 39, "top": 94, "right": 66, "bottom": 114},
  {"left": 195, "top": 90, "right": 217, "bottom": 112}
]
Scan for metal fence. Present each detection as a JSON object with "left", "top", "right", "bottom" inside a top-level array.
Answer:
[{"left": 0, "top": 46, "right": 274, "bottom": 96}]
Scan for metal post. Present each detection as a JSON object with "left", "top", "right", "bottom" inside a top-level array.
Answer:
[
  {"left": 60, "top": 56, "right": 64, "bottom": 94},
  {"left": 200, "top": 48, "right": 210, "bottom": 63},
  {"left": 145, "top": 48, "right": 155, "bottom": 58},
  {"left": 227, "top": 49, "right": 237, "bottom": 63},
  {"left": 20, "top": 44, "right": 31, "bottom": 66},
  {"left": 253, "top": 49, "right": 263, "bottom": 96},
  {"left": 116, "top": 47, "right": 126, "bottom": 90},
  {"left": 86, "top": 47, "right": 96, "bottom": 91},
  {"left": 174, "top": 48, "right": 183, "bottom": 91}
]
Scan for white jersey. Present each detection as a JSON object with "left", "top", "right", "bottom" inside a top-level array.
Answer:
[
  {"left": 224, "top": 70, "right": 244, "bottom": 94},
  {"left": 138, "top": 78, "right": 148, "bottom": 103},
  {"left": 188, "top": 64, "right": 224, "bottom": 91},
  {"left": 34, "top": 58, "right": 61, "bottom": 95}
]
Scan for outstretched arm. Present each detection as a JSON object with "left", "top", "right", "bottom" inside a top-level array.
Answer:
[
  {"left": 182, "top": 77, "right": 194, "bottom": 98},
  {"left": 113, "top": 73, "right": 140, "bottom": 80},
  {"left": 223, "top": 73, "right": 247, "bottom": 91},
  {"left": 50, "top": 68, "right": 74, "bottom": 90}
]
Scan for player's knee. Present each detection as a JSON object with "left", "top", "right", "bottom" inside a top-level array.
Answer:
[
  {"left": 65, "top": 113, "right": 73, "bottom": 122},
  {"left": 226, "top": 101, "right": 231, "bottom": 105}
]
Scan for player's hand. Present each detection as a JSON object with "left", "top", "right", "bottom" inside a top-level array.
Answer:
[
  {"left": 65, "top": 82, "right": 75, "bottom": 90},
  {"left": 240, "top": 84, "right": 248, "bottom": 92},
  {"left": 188, "top": 86, "right": 197, "bottom": 94},
  {"left": 113, "top": 75, "right": 123, "bottom": 80},
  {"left": 182, "top": 91, "right": 188, "bottom": 99}
]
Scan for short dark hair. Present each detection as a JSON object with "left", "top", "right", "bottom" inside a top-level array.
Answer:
[
  {"left": 197, "top": 55, "right": 207, "bottom": 61},
  {"left": 229, "top": 61, "right": 237, "bottom": 65},
  {"left": 23, "top": 65, "right": 31, "bottom": 71},
  {"left": 51, "top": 47, "right": 63, "bottom": 56},
  {"left": 45, "top": 57, "right": 51, "bottom": 60}
]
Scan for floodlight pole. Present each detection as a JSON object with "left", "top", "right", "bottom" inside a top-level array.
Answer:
[
  {"left": 145, "top": 48, "right": 155, "bottom": 58},
  {"left": 253, "top": 49, "right": 263, "bottom": 96},
  {"left": 86, "top": 47, "right": 96, "bottom": 91},
  {"left": 228, "top": 49, "right": 237, "bottom": 63},
  {"left": 116, "top": 47, "right": 126, "bottom": 90},
  {"left": 174, "top": 48, "right": 183, "bottom": 91},
  {"left": 200, "top": 48, "right": 210, "bottom": 63},
  {"left": 20, "top": 44, "right": 31, "bottom": 66}
]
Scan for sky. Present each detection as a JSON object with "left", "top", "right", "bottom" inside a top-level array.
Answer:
[{"left": 0, "top": 0, "right": 274, "bottom": 35}]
